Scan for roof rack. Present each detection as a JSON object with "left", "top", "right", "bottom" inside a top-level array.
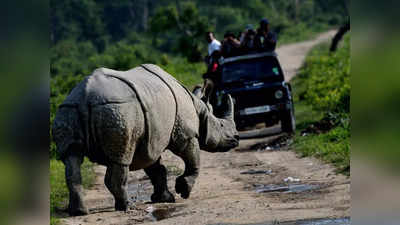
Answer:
[{"left": 220, "top": 51, "right": 278, "bottom": 65}]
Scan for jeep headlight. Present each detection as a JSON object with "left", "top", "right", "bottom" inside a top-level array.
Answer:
[{"left": 275, "top": 90, "right": 283, "bottom": 99}]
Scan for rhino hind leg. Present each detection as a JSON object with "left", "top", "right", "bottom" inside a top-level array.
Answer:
[
  {"left": 63, "top": 151, "right": 89, "bottom": 216},
  {"left": 171, "top": 138, "right": 200, "bottom": 199},
  {"left": 144, "top": 158, "right": 175, "bottom": 203},
  {"left": 105, "top": 163, "right": 129, "bottom": 211}
]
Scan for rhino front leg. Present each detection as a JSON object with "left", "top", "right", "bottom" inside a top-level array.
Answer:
[
  {"left": 144, "top": 158, "right": 175, "bottom": 203},
  {"left": 171, "top": 138, "right": 200, "bottom": 199},
  {"left": 63, "top": 153, "right": 89, "bottom": 216},
  {"left": 105, "top": 163, "right": 129, "bottom": 211}
]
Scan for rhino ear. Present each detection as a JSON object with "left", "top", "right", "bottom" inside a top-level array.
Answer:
[
  {"left": 193, "top": 85, "right": 214, "bottom": 114},
  {"left": 221, "top": 94, "right": 234, "bottom": 121}
]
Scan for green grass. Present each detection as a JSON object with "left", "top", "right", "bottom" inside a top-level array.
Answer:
[
  {"left": 50, "top": 159, "right": 95, "bottom": 225},
  {"left": 291, "top": 35, "right": 350, "bottom": 175},
  {"left": 292, "top": 97, "right": 324, "bottom": 133},
  {"left": 292, "top": 95, "right": 350, "bottom": 175},
  {"left": 293, "top": 125, "right": 350, "bottom": 175}
]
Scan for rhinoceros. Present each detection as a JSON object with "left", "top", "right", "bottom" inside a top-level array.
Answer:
[{"left": 52, "top": 64, "right": 239, "bottom": 216}]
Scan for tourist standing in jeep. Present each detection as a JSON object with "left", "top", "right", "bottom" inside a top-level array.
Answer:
[
  {"left": 205, "top": 32, "right": 221, "bottom": 65},
  {"left": 255, "top": 18, "right": 277, "bottom": 52}
]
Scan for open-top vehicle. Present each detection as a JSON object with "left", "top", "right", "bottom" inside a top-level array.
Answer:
[{"left": 196, "top": 52, "right": 295, "bottom": 133}]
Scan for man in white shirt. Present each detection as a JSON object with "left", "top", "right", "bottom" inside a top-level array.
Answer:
[
  {"left": 206, "top": 32, "right": 221, "bottom": 61},
  {"left": 202, "top": 32, "right": 222, "bottom": 102}
]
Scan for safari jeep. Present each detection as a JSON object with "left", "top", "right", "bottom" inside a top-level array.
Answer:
[{"left": 211, "top": 52, "right": 295, "bottom": 133}]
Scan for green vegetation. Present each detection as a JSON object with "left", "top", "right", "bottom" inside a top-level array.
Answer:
[
  {"left": 160, "top": 58, "right": 205, "bottom": 90},
  {"left": 294, "top": 126, "right": 350, "bottom": 174},
  {"left": 291, "top": 35, "right": 350, "bottom": 175},
  {"left": 50, "top": 159, "right": 95, "bottom": 225},
  {"left": 51, "top": 0, "right": 349, "bottom": 77}
]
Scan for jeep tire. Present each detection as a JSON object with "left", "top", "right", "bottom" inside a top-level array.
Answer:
[{"left": 281, "top": 103, "right": 296, "bottom": 134}]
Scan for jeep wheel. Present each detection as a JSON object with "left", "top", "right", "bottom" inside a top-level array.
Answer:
[{"left": 281, "top": 104, "right": 296, "bottom": 134}]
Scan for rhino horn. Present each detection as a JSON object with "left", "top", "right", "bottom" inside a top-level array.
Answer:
[{"left": 222, "top": 94, "right": 234, "bottom": 121}]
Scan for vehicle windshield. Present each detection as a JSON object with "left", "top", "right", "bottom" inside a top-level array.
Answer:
[{"left": 222, "top": 56, "right": 282, "bottom": 84}]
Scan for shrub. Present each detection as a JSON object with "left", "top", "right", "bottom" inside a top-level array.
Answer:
[{"left": 298, "top": 35, "right": 350, "bottom": 114}]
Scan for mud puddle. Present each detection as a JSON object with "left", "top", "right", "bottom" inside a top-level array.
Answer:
[
  {"left": 255, "top": 184, "right": 319, "bottom": 193},
  {"left": 240, "top": 169, "right": 272, "bottom": 175},
  {"left": 281, "top": 217, "right": 350, "bottom": 225},
  {"left": 127, "top": 179, "right": 188, "bottom": 222},
  {"left": 128, "top": 182, "right": 152, "bottom": 203},
  {"left": 210, "top": 218, "right": 350, "bottom": 225}
]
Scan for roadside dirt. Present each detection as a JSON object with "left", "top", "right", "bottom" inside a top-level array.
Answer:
[{"left": 60, "top": 30, "right": 349, "bottom": 225}]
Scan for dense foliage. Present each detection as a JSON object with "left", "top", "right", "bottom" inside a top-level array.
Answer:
[
  {"left": 51, "top": 0, "right": 349, "bottom": 47},
  {"left": 51, "top": 0, "right": 349, "bottom": 77}
]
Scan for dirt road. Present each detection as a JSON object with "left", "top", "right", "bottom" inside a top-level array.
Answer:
[{"left": 60, "top": 30, "right": 349, "bottom": 225}]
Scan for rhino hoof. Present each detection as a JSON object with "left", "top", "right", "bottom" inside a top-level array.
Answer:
[
  {"left": 151, "top": 191, "right": 175, "bottom": 203},
  {"left": 115, "top": 201, "right": 128, "bottom": 211},
  {"left": 175, "top": 177, "right": 191, "bottom": 199}
]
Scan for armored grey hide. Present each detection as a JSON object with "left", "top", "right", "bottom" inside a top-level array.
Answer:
[{"left": 54, "top": 64, "right": 199, "bottom": 166}]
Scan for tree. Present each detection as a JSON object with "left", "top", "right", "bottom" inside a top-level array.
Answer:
[
  {"left": 330, "top": 20, "right": 350, "bottom": 52},
  {"left": 150, "top": 2, "right": 210, "bottom": 62},
  {"left": 50, "top": 0, "right": 105, "bottom": 47}
]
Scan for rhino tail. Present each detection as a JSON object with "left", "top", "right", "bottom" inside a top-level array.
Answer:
[{"left": 52, "top": 105, "right": 85, "bottom": 160}]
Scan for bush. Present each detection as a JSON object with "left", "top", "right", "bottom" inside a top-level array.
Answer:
[{"left": 298, "top": 35, "right": 350, "bottom": 114}]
